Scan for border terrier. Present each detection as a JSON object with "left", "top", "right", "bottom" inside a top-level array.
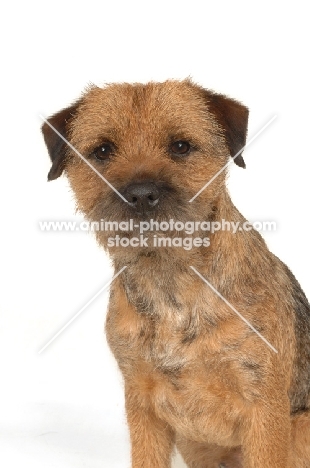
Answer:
[{"left": 42, "top": 80, "right": 310, "bottom": 467}]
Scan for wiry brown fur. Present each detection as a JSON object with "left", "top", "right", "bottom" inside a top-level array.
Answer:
[{"left": 42, "top": 79, "right": 310, "bottom": 467}]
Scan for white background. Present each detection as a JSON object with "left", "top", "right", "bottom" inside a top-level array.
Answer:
[{"left": 0, "top": 1, "right": 309, "bottom": 467}]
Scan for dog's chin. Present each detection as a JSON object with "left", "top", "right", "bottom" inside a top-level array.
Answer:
[
  {"left": 93, "top": 220, "right": 212, "bottom": 264},
  {"left": 87, "top": 196, "right": 216, "bottom": 260}
]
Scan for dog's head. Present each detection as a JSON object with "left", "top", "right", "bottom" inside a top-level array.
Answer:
[{"left": 42, "top": 80, "right": 248, "bottom": 253}]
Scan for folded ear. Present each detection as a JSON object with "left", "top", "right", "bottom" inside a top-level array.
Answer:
[
  {"left": 205, "top": 91, "right": 249, "bottom": 168},
  {"left": 41, "top": 100, "right": 81, "bottom": 181}
]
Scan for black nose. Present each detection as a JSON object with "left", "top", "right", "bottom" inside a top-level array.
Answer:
[{"left": 123, "top": 182, "right": 160, "bottom": 212}]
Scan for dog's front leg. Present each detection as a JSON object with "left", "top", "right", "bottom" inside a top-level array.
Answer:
[
  {"left": 242, "top": 399, "right": 292, "bottom": 468},
  {"left": 125, "top": 383, "right": 175, "bottom": 468}
]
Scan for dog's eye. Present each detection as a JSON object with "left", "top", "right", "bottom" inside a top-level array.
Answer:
[
  {"left": 92, "top": 143, "right": 113, "bottom": 161},
  {"left": 171, "top": 141, "right": 191, "bottom": 156}
]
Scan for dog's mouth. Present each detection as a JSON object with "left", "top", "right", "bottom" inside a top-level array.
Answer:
[
  {"left": 86, "top": 180, "right": 217, "bottom": 254},
  {"left": 91, "top": 180, "right": 191, "bottom": 224},
  {"left": 124, "top": 205, "right": 160, "bottom": 219},
  {"left": 90, "top": 192, "right": 195, "bottom": 231},
  {"left": 87, "top": 197, "right": 215, "bottom": 258}
]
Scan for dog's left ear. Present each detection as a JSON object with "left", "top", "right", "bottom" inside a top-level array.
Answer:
[
  {"left": 205, "top": 91, "right": 249, "bottom": 168},
  {"left": 41, "top": 100, "right": 81, "bottom": 181}
]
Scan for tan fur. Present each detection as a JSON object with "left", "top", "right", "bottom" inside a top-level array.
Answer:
[{"left": 42, "top": 80, "right": 310, "bottom": 467}]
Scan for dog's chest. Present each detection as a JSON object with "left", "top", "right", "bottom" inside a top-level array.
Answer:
[
  {"left": 120, "top": 320, "right": 244, "bottom": 445},
  {"left": 107, "top": 291, "right": 194, "bottom": 374},
  {"left": 106, "top": 285, "right": 249, "bottom": 446}
]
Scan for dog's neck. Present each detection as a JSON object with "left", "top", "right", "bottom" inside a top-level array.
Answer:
[
  {"left": 111, "top": 191, "right": 270, "bottom": 323},
  {"left": 112, "top": 190, "right": 267, "bottom": 288}
]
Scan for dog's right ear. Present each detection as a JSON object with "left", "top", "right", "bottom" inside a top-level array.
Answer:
[{"left": 41, "top": 100, "right": 81, "bottom": 181}]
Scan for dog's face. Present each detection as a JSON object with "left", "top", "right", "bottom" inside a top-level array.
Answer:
[{"left": 42, "top": 80, "right": 248, "bottom": 254}]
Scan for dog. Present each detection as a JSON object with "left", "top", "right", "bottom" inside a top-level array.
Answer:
[{"left": 42, "top": 79, "right": 310, "bottom": 467}]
